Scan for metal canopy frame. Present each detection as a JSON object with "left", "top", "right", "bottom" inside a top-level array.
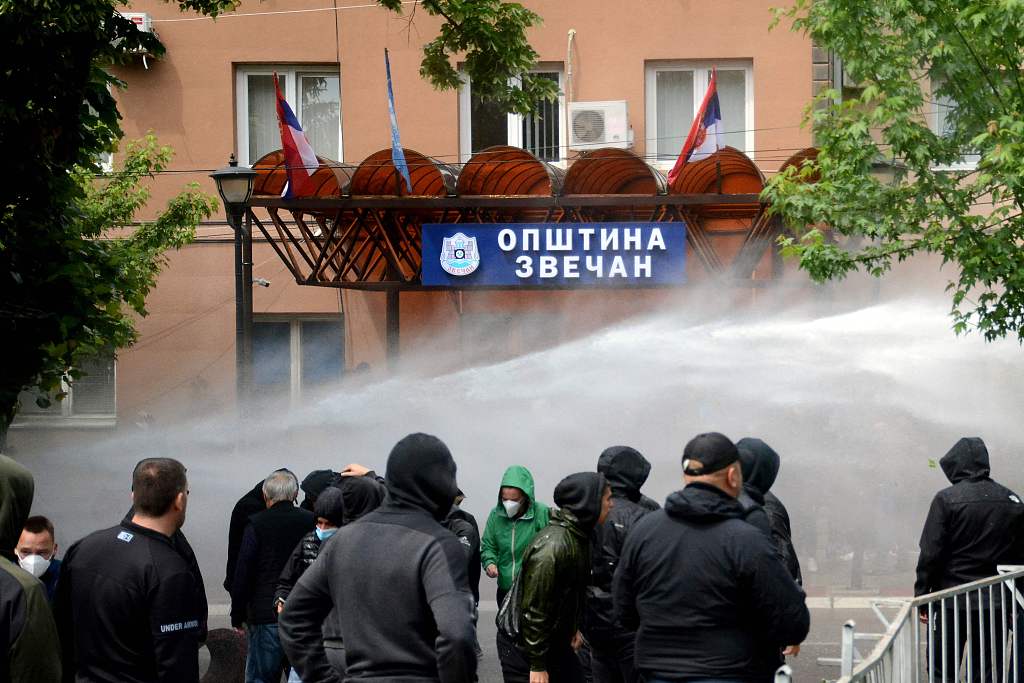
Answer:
[{"left": 245, "top": 193, "right": 782, "bottom": 291}]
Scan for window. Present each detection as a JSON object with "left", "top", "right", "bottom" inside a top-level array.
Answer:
[
  {"left": 252, "top": 316, "right": 345, "bottom": 404},
  {"left": 236, "top": 66, "right": 342, "bottom": 164},
  {"left": 645, "top": 61, "right": 754, "bottom": 164},
  {"left": 14, "top": 351, "right": 117, "bottom": 427},
  {"left": 931, "top": 79, "right": 980, "bottom": 169},
  {"left": 459, "top": 68, "right": 566, "bottom": 163}
]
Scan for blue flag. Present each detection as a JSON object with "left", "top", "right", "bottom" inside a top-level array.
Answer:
[{"left": 385, "top": 49, "right": 413, "bottom": 194}]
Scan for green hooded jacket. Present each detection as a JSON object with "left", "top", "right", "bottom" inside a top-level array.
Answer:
[
  {"left": 0, "top": 455, "right": 61, "bottom": 682},
  {"left": 480, "top": 465, "right": 550, "bottom": 592}
]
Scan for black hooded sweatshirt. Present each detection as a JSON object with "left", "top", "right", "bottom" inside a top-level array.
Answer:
[
  {"left": 915, "top": 437, "right": 1024, "bottom": 598},
  {"left": 585, "top": 446, "right": 659, "bottom": 645},
  {"left": 737, "top": 438, "right": 802, "bottom": 585},
  {"left": 278, "top": 433, "right": 476, "bottom": 683},
  {"left": 224, "top": 481, "right": 265, "bottom": 592},
  {"left": 613, "top": 482, "right": 810, "bottom": 683}
]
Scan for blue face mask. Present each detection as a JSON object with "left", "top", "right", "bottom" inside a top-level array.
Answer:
[{"left": 315, "top": 527, "right": 337, "bottom": 542}]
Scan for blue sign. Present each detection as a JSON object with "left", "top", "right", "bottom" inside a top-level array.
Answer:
[{"left": 421, "top": 222, "right": 686, "bottom": 287}]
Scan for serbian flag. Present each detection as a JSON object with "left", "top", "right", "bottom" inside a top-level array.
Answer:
[
  {"left": 274, "top": 73, "right": 318, "bottom": 198},
  {"left": 385, "top": 49, "right": 413, "bottom": 193},
  {"left": 667, "top": 69, "right": 722, "bottom": 185}
]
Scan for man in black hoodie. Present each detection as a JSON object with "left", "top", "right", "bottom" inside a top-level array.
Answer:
[
  {"left": 613, "top": 432, "right": 809, "bottom": 683},
  {"left": 915, "top": 437, "right": 1024, "bottom": 682},
  {"left": 513, "top": 472, "right": 612, "bottom": 683},
  {"left": 278, "top": 433, "right": 476, "bottom": 683},
  {"left": 737, "top": 438, "right": 802, "bottom": 585},
  {"left": 585, "top": 446, "right": 658, "bottom": 683}
]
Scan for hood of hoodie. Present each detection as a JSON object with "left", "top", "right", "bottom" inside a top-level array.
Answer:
[
  {"left": 597, "top": 446, "right": 651, "bottom": 502},
  {"left": 553, "top": 472, "right": 607, "bottom": 532},
  {"left": 940, "top": 437, "right": 991, "bottom": 484},
  {"left": 0, "top": 455, "right": 34, "bottom": 558},
  {"left": 314, "top": 486, "right": 346, "bottom": 527},
  {"left": 385, "top": 433, "right": 459, "bottom": 520},
  {"left": 335, "top": 475, "right": 385, "bottom": 524},
  {"left": 664, "top": 482, "right": 745, "bottom": 523},
  {"left": 495, "top": 465, "right": 537, "bottom": 513},
  {"left": 736, "top": 438, "right": 781, "bottom": 496}
]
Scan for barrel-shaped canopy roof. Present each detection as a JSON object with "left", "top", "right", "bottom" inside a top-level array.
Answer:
[
  {"left": 248, "top": 145, "right": 779, "bottom": 203},
  {"left": 348, "top": 148, "right": 457, "bottom": 196},
  {"left": 456, "top": 145, "right": 565, "bottom": 196},
  {"left": 251, "top": 150, "right": 356, "bottom": 197},
  {"left": 778, "top": 147, "right": 820, "bottom": 183},
  {"left": 669, "top": 146, "right": 765, "bottom": 195},
  {"left": 562, "top": 148, "right": 668, "bottom": 195}
]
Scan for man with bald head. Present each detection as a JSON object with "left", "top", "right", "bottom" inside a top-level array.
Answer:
[{"left": 612, "top": 432, "right": 809, "bottom": 683}]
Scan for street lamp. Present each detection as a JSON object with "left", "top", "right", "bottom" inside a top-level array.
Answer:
[
  {"left": 210, "top": 153, "right": 257, "bottom": 210},
  {"left": 211, "top": 155, "right": 258, "bottom": 415}
]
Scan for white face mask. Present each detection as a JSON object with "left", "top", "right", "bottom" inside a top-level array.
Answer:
[
  {"left": 502, "top": 499, "right": 522, "bottom": 518},
  {"left": 19, "top": 554, "right": 51, "bottom": 578}
]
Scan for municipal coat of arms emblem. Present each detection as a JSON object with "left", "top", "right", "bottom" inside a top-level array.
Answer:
[{"left": 440, "top": 232, "right": 480, "bottom": 276}]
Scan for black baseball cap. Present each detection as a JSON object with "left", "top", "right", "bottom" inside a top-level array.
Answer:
[{"left": 682, "top": 432, "right": 739, "bottom": 476}]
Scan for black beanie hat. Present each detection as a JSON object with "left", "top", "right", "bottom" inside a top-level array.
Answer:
[
  {"left": 554, "top": 472, "right": 607, "bottom": 530},
  {"left": 301, "top": 469, "right": 336, "bottom": 500},
  {"left": 682, "top": 432, "right": 739, "bottom": 476},
  {"left": 314, "top": 487, "right": 346, "bottom": 527}
]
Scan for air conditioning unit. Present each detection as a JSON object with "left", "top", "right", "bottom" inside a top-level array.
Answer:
[
  {"left": 120, "top": 12, "right": 154, "bottom": 33},
  {"left": 569, "top": 100, "right": 629, "bottom": 150}
]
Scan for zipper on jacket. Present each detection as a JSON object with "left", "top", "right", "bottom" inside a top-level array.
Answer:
[{"left": 511, "top": 521, "right": 517, "bottom": 579}]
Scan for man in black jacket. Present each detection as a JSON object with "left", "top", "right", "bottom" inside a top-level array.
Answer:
[
  {"left": 737, "top": 438, "right": 802, "bottom": 585},
  {"left": 613, "top": 432, "right": 809, "bottom": 683},
  {"left": 278, "top": 433, "right": 477, "bottom": 683},
  {"left": 57, "top": 458, "right": 205, "bottom": 682},
  {"left": 518, "top": 472, "right": 612, "bottom": 683},
  {"left": 584, "top": 446, "right": 658, "bottom": 683},
  {"left": 915, "top": 437, "right": 1024, "bottom": 682},
  {"left": 231, "top": 469, "right": 314, "bottom": 683},
  {"left": 225, "top": 477, "right": 269, "bottom": 592}
]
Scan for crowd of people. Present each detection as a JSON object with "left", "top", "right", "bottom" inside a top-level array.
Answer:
[{"left": 1, "top": 431, "right": 1022, "bottom": 683}]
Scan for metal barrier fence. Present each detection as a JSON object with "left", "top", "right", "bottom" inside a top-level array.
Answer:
[{"left": 834, "top": 567, "right": 1024, "bottom": 683}]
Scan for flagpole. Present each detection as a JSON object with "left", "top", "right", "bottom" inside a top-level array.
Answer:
[{"left": 713, "top": 68, "right": 722, "bottom": 194}]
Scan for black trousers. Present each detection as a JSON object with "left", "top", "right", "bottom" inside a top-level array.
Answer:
[
  {"left": 928, "top": 604, "right": 1024, "bottom": 683},
  {"left": 496, "top": 629, "right": 585, "bottom": 683},
  {"left": 588, "top": 633, "right": 639, "bottom": 683}
]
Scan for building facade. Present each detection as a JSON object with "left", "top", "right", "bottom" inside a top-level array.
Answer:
[{"left": 11, "top": 0, "right": 822, "bottom": 442}]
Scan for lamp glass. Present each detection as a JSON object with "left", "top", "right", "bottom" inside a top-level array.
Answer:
[{"left": 218, "top": 175, "right": 254, "bottom": 205}]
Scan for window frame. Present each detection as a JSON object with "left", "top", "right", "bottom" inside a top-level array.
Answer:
[
  {"left": 930, "top": 78, "right": 980, "bottom": 171},
  {"left": 458, "top": 65, "right": 568, "bottom": 165},
  {"left": 12, "top": 357, "right": 117, "bottom": 429},
  {"left": 644, "top": 59, "right": 755, "bottom": 168},
  {"left": 235, "top": 64, "right": 343, "bottom": 165},
  {"left": 252, "top": 314, "right": 345, "bottom": 406}
]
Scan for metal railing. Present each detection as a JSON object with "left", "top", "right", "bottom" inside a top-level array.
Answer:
[{"left": 836, "top": 566, "right": 1024, "bottom": 683}]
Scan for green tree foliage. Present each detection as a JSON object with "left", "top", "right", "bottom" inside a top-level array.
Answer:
[
  {"left": 378, "top": 0, "right": 559, "bottom": 114},
  {"left": 765, "top": 0, "right": 1024, "bottom": 341}
]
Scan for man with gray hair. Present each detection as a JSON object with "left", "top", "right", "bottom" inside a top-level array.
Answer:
[{"left": 231, "top": 469, "right": 314, "bottom": 683}]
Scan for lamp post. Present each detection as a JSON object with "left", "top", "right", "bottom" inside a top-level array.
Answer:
[{"left": 211, "top": 155, "right": 257, "bottom": 414}]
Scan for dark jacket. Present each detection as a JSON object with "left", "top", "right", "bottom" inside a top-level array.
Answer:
[
  {"left": 278, "top": 433, "right": 476, "bottom": 683},
  {"left": 613, "top": 482, "right": 810, "bottom": 683},
  {"left": 39, "top": 558, "right": 61, "bottom": 604},
  {"left": 915, "top": 437, "right": 1024, "bottom": 598},
  {"left": 737, "top": 438, "right": 802, "bottom": 584},
  {"left": 231, "top": 501, "right": 314, "bottom": 626},
  {"left": 56, "top": 521, "right": 206, "bottom": 683},
  {"left": 585, "top": 446, "right": 659, "bottom": 645},
  {"left": 520, "top": 472, "right": 606, "bottom": 672},
  {"left": 275, "top": 486, "right": 351, "bottom": 606},
  {"left": 0, "top": 455, "right": 61, "bottom": 683},
  {"left": 121, "top": 508, "right": 208, "bottom": 643},
  {"left": 444, "top": 505, "right": 482, "bottom": 604},
  {"left": 224, "top": 481, "right": 265, "bottom": 592}
]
